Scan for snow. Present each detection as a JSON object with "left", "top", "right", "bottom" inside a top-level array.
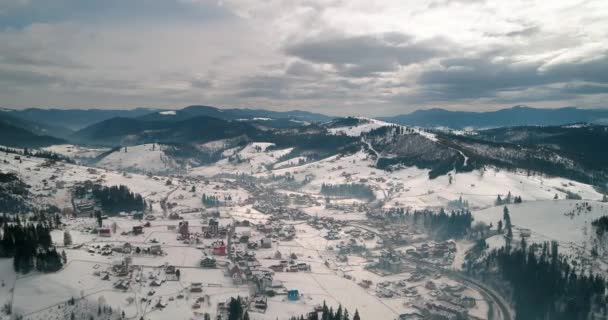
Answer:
[
  {"left": 159, "top": 111, "right": 177, "bottom": 115},
  {"left": 190, "top": 142, "right": 293, "bottom": 176},
  {"left": 328, "top": 117, "right": 391, "bottom": 137},
  {"left": 473, "top": 200, "right": 608, "bottom": 250},
  {"left": 264, "top": 150, "right": 603, "bottom": 210},
  {"left": 42, "top": 144, "right": 110, "bottom": 160},
  {"left": 96, "top": 144, "right": 180, "bottom": 174},
  {"left": 273, "top": 157, "right": 307, "bottom": 169},
  {"left": 2, "top": 135, "right": 606, "bottom": 320}
]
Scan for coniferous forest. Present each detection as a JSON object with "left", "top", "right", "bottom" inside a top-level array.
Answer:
[
  {"left": 476, "top": 241, "right": 607, "bottom": 320},
  {"left": 0, "top": 172, "right": 30, "bottom": 214},
  {"left": 73, "top": 182, "right": 147, "bottom": 215},
  {"left": 202, "top": 193, "right": 221, "bottom": 207},
  {"left": 0, "top": 221, "right": 64, "bottom": 273},
  {"left": 320, "top": 183, "right": 375, "bottom": 200},
  {"left": 591, "top": 216, "right": 608, "bottom": 237}
]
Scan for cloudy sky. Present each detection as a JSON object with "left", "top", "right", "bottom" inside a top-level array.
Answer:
[{"left": 1, "top": 0, "right": 607, "bottom": 116}]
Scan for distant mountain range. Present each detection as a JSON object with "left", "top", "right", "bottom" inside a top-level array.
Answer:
[
  {"left": 136, "top": 105, "right": 332, "bottom": 123},
  {"left": 5, "top": 108, "right": 162, "bottom": 131},
  {"left": 0, "top": 121, "right": 65, "bottom": 148},
  {"left": 0, "top": 110, "right": 72, "bottom": 138},
  {"left": 3, "top": 104, "right": 608, "bottom": 150},
  {"left": 379, "top": 106, "right": 608, "bottom": 129},
  {"left": 71, "top": 115, "right": 260, "bottom": 146}
]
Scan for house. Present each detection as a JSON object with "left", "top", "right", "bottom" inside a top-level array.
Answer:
[
  {"left": 287, "top": 289, "right": 300, "bottom": 301},
  {"left": 296, "top": 263, "right": 309, "bottom": 271},
  {"left": 150, "top": 245, "right": 162, "bottom": 255},
  {"left": 260, "top": 237, "right": 272, "bottom": 248},
  {"left": 232, "top": 272, "right": 245, "bottom": 285},
  {"left": 132, "top": 226, "right": 143, "bottom": 235},
  {"left": 229, "top": 265, "right": 245, "bottom": 285},
  {"left": 208, "top": 219, "right": 219, "bottom": 235},
  {"left": 398, "top": 312, "right": 425, "bottom": 320},
  {"left": 200, "top": 256, "right": 216, "bottom": 268},
  {"left": 190, "top": 282, "right": 203, "bottom": 292},
  {"left": 178, "top": 221, "right": 189, "bottom": 239},
  {"left": 269, "top": 264, "right": 284, "bottom": 272},
  {"left": 253, "top": 296, "right": 267, "bottom": 310},
  {"left": 165, "top": 265, "right": 176, "bottom": 274},
  {"left": 113, "top": 280, "right": 129, "bottom": 290},
  {"left": 122, "top": 242, "right": 132, "bottom": 254},
  {"left": 98, "top": 227, "right": 111, "bottom": 237},
  {"left": 212, "top": 240, "right": 226, "bottom": 255},
  {"left": 149, "top": 279, "right": 163, "bottom": 287}
]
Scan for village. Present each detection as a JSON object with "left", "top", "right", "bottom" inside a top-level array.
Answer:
[{"left": 0, "top": 148, "right": 499, "bottom": 320}]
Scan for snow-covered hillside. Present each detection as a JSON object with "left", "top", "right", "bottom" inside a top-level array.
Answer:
[
  {"left": 265, "top": 150, "right": 603, "bottom": 209},
  {"left": 43, "top": 144, "right": 110, "bottom": 160},
  {"left": 474, "top": 200, "right": 608, "bottom": 273},
  {"left": 474, "top": 200, "right": 608, "bottom": 247},
  {"left": 327, "top": 117, "right": 392, "bottom": 136},
  {"left": 190, "top": 142, "right": 293, "bottom": 176},
  {"left": 96, "top": 144, "right": 181, "bottom": 174}
]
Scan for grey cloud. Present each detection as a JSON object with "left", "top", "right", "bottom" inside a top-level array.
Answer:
[
  {"left": 0, "top": 51, "right": 84, "bottom": 68},
  {"left": 285, "top": 32, "right": 442, "bottom": 77},
  {"left": 236, "top": 76, "right": 290, "bottom": 99},
  {"left": 285, "top": 60, "right": 319, "bottom": 77},
  {"left": 416, "top": 53, "right": 608, "bottom": 100},
  {"left": 0, "top": 0, "right": 233, "bottom": 29},
  {"left": 485, "top": 25, "right": 541, "bottom": 38},
  {"left": 505, "top": 26, "right": 540, "bottom": 37},
  {"left": 0, "top": 67, "right": 62, "bottom": 86},
  {"left": 190, "top": 78, "right": 213, "bottom": 89}
]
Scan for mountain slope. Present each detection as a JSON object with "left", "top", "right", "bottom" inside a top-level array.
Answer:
[
  {"left": 359, "top": 122, "right": 608, "bottom": 188},
  {"left": 138, "top": 105, "right": 332, "bottom": 123},
  {"left": 0, "top": 111, "right": 72, "bottom": 138},
  {"left": 380, "top": 106, "right": 608, "bottom": 129},
  {"left": 71, "top": 115, "right": 259, "bottom": 146},
  {"left": 7, "top": 107, "right": 162, "bottom": 131},
  {"left": 0, "top": 122, "right": 66, "bottom": 148}
]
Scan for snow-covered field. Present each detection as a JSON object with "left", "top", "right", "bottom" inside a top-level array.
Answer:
[
  {"left": 328, "top": 118, "right": 392, "bottom": 137},
  {"left": 43, "top": 144, "right": 110, "bottom": 160},
  {"left": 96, "top": 144, "right": 181, "bottom": 174},
  {"left": 474, "top": 200, "right": 608, "bottom": 266}
]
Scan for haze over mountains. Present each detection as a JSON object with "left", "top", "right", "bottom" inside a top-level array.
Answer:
[
  {"left": 378, "top": 105, "right": 608, "bottom": 129},
  {"left": 2, "top": 104, "right": 607, "bottom": 189},
  {"left": 3, "top": 104, "right": 608, "bottom": 141}
]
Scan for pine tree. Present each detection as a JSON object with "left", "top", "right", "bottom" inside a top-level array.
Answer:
[
  {"left": 353, "top": 310, "right": 361, "bottom": 320},
  {"left": 63, "top": 230, "right": 72, "bottom": 246}
]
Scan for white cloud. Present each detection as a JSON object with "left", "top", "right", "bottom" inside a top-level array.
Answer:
[{"left": 1, "top": 0, "right": 607, "bottom": 115}]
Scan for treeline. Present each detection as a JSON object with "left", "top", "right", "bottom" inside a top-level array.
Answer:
[
  {"left": 412, "top": 209, "right": 473, "bottom": 240},
  {"left": 321, "top": 183, "right": 375, "bottom": 200},
  {"left": 288, "top": 302, "right": 361, "bottom": 320},
  {"left": 364, "top": 124, "right": 419, "bottom": 138},
  {"left": 495, "top": 191, "right": 522, "bottom": 205},
  {"left": 0, "top": 223, "right": 64, "bottom": 273},
  {"left": 368, "top": 208, "right": 473, "bottom": 240},
  {"left": 0, "top": 146, "right": 74, "bottom": 163},
  {"left": 591, "top": 216, "right": 608, "bottom": 237},
  {"left": 73, "top": 182, "right": 146, "bottom": 215},
  {"left": 0, "top": 172, "right": 30, "bottom": 213},
  {"left": 202, "top": 193, "right": 221, "bottom": 207},
  {"left": 483, "top": 241, "right": 607, "bottom": 320}
]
